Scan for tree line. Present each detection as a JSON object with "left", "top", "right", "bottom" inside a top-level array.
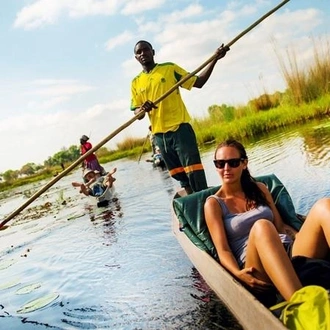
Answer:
[{"left": 1, "top": 145, "right": 80, "bottom": 182}]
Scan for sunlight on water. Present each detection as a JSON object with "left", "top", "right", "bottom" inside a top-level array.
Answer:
[{"left": 0, "top": 118, "right": 329, "bottom": 329}]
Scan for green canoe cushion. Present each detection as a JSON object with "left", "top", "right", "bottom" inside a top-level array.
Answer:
[{"left": 172, "top": 173, "right": 303, "bottom": 259}]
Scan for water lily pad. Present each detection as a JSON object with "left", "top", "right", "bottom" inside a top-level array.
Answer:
[
  {"left": 17, "top": 292, "right": 59, "bottom": 314},
  {"left": 0, "top": 278, "right": 20, "bottom": 290},
  {"left": 16, "top": 283, "right": 42, "bottom": 295},
  {"left": 0, "top": 258, "right": 17, "bottom": 270}
]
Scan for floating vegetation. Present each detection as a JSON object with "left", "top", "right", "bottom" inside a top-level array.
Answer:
[
  {"left": 16, "top": 283, "right": 42, "bottom": 295},
  {"left": 17, "top": 292, "right": 59, "bottom": 314},
  {"left": 22, "top": 189, "right": 33, "bottom": 198},
  {"left": 0, "top": 258, "right": 17, "bottom": 270},
  {"left": 8, "top": 195, "right": 75, "bottom": 227},
  {"left": 0, "top": 278, "right": 20, "bottom": 290},
  {"left": 57, "top": 190, "right": 66, "bottom": 205},
  {"left": 10, "top": 202, "right": 55, "bottom": 226}
]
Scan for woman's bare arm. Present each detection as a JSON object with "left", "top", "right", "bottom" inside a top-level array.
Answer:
[{"left": 258, "top": 182, "right": 297, "bottom": 238}]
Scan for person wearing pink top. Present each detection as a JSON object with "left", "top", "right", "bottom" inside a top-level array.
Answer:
[{"left": 80, "top": 135, "right": 106, "bottom": 175}]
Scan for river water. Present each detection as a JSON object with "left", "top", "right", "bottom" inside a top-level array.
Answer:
[{"left": 0, "top": 118, "right": 329, "bottom": 330}]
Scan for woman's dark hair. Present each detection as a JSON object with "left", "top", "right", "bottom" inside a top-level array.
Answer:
[{"left": 215, "top": 139, "right": 269, "bottom": 208}]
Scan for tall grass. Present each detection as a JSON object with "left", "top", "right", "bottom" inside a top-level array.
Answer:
[
  {"left": 116, "top": 136, "right": 146, "bottom": 151},
  {"left": 275, "top": 36, "right": 330, "bottom": 105}
]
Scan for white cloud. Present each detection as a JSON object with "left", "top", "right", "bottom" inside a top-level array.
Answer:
[
  {"left": 259, "top": 8, "right": 322, "bottom": 41},
  {"left": 105, "top": 31, "right": 134, "bottom": 51},
  {"left": 14, "top": 0, "right": 65, "bottom": 30},
  {"left": 0, "top": 98, "right": 134, "bottom": 172},
  {"left": 26, "top": 82, "right": 95, "bottom": 97},
  {"left": 19, "top": 79, "right": 95, "bottom": 111},
  {"left": 162, "top": 4, "right": 204, "bottom": 24},
  {"left": 67, "top": 0, "right": 120, "bottom": 17},
  {"left": 27, "top": 96, "right": 70, "bottom": 111},
  {"left": 14, "top": 0, "right": 121, "bottom": 29},
  {"left": 121, "top": 0, "right": 165, "bottom": 15},
  {"left": 13, "top": 0, "right": 168, "bottom": 30}
]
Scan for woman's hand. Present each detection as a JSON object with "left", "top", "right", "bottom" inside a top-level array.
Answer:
[
  {"left": 236, "top": 267, "right": 273, "bottom": 292},
  {"left": 283, "top": 224, "right": 297, "bottom": 240}
]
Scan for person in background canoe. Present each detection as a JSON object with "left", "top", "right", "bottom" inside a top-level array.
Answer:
[
  {"left": 204, "top": 139, "right": 330, "bottom": 303},
  {"left": 153, "top": 146, "right": 166, "bottom": 169},
  {"left": 148, "top": 125, "right": 156, "bottom": 155},
  {"left": 80, "top": 135, "right": 106, "bottom": 176},
  {"left": 131, "top": 40, "right": 229, "bottom": 195},
  {"left": 72, "top": 168, "right": 117, "bottom": 197}
]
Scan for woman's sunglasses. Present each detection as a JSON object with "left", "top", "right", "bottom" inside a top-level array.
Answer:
[{"left": 213, "top": 158, "right": 244, "bottom": 169}]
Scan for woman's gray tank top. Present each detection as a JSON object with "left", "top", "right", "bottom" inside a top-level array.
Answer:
[{"left": 207, "top": 195, "right": 292, "bottom": 268}]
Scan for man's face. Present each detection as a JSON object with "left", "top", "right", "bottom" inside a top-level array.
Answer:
[{"left": 134, "top": 42, "right": 154, "bottom": 65}]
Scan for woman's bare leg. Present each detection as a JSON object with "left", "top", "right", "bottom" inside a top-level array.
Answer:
[
  {"left": 292, "top": 198, "right": 330, "bottom": 259},
  {"left": 246, "top": 220, "right": 302, "bottom": 301}
]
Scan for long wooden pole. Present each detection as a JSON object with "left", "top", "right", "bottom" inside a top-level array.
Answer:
[
  {"left": 137, "top": 133, "right": 150, "bottom": 163},
  {"left": 0, "top": 0, "right": 290, "bottom": 229}
]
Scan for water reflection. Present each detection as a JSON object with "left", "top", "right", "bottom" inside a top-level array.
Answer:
[
  {"left": 0, "top": 118, "right": 329, "bottom": 329},
  {"left": 86, "top": 196, "right": 123, "bottom": 247},
  {"left": 302, "top": 122, "right": 330, "bottom": 167},
  {"left": 189, "top": 268, "right": 242, "bottom": 329}
]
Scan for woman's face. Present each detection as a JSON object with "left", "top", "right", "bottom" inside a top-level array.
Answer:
[
  {"left": 85, "top": 172, "right": 96, "bottom": 181},
  {"left": 214, "top": 146, "right": 247, "bottom": 183}
]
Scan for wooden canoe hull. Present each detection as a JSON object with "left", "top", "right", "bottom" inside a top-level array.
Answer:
[
  {"left": 171, "top": 209, "right": 287, "bottom": 330},
  {"left": 96, "top": 186, "right": 114, "bottom": 207}
]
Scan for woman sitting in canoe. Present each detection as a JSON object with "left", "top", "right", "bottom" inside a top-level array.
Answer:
[
  {"left": 72, "top": 168, "right": 117, "bottom": 197},
  {"left": 204, "top": 139, "right": 330, "bottom": 302}
]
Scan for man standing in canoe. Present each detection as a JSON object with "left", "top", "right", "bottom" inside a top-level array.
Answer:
[{"left": 131, "top": 40, "right": 229, "bottom": 194}]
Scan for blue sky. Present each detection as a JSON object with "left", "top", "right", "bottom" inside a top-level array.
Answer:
[{"left": 0, "top": 0, "right": 329, "bottom": 173}]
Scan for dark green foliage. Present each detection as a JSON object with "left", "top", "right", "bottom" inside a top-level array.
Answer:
[{"left": 44, "top": 145, "right": 80, "bottom": 167}]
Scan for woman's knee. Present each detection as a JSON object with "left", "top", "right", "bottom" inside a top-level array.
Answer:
[
  {"left": 308, "top": 198, "right": 330, "bottom": 222},
  {"left": 250, "top": 219, "right": 276, "bottom": 239},
  {"left": 314, "top": 198, "right": 330, "bottom": 211}
]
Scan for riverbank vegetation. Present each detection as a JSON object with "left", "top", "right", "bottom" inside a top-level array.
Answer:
[{"left": 1, "top": 36, "right": 329, "bottom": 192}]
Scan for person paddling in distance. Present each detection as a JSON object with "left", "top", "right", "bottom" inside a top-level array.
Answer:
[
  {"left": 204, "top": 139, "right": 330, "bottom": 302},
  {"left": 80, "top": 135, "right": 106, "bottom": 176},
  {"left": 131, "top": 40, "right": 229, "bottom": 195},
  {"left": 148, "top": 125, "right": 156, "bottom": 155},
  {"left": 72, "top": 168, "right": 117, "bottom": 197}
]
